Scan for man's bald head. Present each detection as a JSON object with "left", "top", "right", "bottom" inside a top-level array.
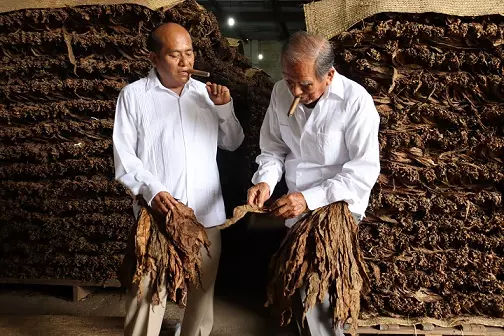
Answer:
[
  {"left": 146, "top": 22, "right": 194, "bottom": 92},
  {"left": 147, "top": 22, "right": 191, "bottom": 55}
]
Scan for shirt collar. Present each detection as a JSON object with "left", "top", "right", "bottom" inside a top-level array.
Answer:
[
  {"left": 145, "top": 68, "right": 161, "bottom": 92},
  {"left": 145, "top": 67, "right": 195, "bottom": 93},
  {"left": 326, "top": 69, "right": 344, "bottom": 100}
]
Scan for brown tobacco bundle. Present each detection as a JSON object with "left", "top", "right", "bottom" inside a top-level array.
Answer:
[
  {"left": 329, "top": 12, "right": 504, "bottom": 319},
  {"left": 131, "top": 202, "right": 210, "bottom": 305},
  {"left": 266, "top": 202, "right": 369, "bottom": 334}
]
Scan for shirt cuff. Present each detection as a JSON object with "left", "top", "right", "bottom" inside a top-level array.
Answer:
[
  {"left": 142, "top": 181, "right": 169, "bottom": 207},
  {"left": 301, "top": 186, "right": 328, "bottom": 211},
  {"left": 251, "top": 172, "right": 279, "bottom": 195},
  {"left": 214, "top": 99, "right": 238, "bottom": 121}
]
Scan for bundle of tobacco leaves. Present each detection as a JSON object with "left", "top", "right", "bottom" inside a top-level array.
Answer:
[
  {"left": 0, "top": 0, "right": 273, "bottom": 282},
  {"left": 265, "top": 202, "right": 369, "bottom": 334},
  {"left": 127, "top": 201, "right": 210, "bottom": 305},
  {"left": 331, "top": 12, "right": 504, "bottom": 319}
]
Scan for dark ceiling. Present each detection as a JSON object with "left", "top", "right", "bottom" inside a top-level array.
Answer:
[{"left": 198, "top": 0, "right": 311, "bottom": 41}]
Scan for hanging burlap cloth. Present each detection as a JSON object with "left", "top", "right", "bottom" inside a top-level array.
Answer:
[
  {"left": 304, "top": 0, "right": 504, "bottom": 39},
  {"left": 0, "top": 0, "right": 183, "bottom": 14}
]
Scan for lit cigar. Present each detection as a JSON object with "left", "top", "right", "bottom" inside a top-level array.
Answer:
[
  {"left": 288, "top": 96, "right": 300, "bottom": 117},
  {"left": 188, "top": 69, "right": 210, "bottom": 77}
]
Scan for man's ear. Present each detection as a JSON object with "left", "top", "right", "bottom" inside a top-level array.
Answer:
[
  {"left": 149, "top": 52, "right": 157, "bottom": 67},
  {"left": 326, "top": 67, "right": 335, "bottom": 85}
]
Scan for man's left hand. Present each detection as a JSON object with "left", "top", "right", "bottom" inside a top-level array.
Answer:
[
  {"left": 206, "top": 82, "right": 231, "bottom": 105},
  {"left": 269, "top": 192, "right": 308, "bottom": 219}
]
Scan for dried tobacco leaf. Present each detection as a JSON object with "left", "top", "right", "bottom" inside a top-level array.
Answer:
[
  {"left": 266, "top": 202, "right": 369, "bottom": 335},
  {"left": 128, "top": 200, "right": 210, "bottom": 306},
  {"left": 216, "top": 204, "right": 268, "bottom": 230}
]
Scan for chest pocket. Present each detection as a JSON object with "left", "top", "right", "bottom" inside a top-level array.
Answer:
[{"left": 315, "top": 130, "right": 348, "bottom": 165}]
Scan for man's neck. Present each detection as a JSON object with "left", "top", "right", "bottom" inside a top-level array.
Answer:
[
  {"left": 303, "top": 85, "right": 329, "bottom": 109},
  {"left": 303, "top": 94, "right": 323, "bottom": 109},
  {"left": 155, "top": 70, "right": 184, "bottom": 96}
]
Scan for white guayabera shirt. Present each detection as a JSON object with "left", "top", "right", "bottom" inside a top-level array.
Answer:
[
  {"left": 113, "top": 69, "right": 244, "bottom": 228},
  {"left": 252, "top": 71, "right": 380, "bottom": 227}
]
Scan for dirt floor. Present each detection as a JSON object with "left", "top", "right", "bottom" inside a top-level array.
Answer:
[{"left": 0, "top": 283, "right": 298, "bottom": 336}]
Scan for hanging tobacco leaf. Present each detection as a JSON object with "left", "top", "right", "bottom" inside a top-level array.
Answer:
[
  {"left": 265, "top": 202, "right": 369, "bottom": 335},
  {"left": 127, "top": 200, "right": 210, "bottom": 306}
]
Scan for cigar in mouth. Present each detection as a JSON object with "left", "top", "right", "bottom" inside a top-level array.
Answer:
[
  {"left": 188, "top": 69, "right": 210, "bottom": 77},
  {"left": 288, "top": 96, "right": 301, "bottom": 117}
]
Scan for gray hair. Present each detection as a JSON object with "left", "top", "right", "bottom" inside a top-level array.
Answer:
[{"left": 281, "top": 31, "right": 334, "bottom": 80}]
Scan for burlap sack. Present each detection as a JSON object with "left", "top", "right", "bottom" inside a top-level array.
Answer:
[
  {"left": 304, "top": 0, "right": 504, "bottom": 39},
  {"left": 0, "top": 0, "right": 183, "bottom": 14}
]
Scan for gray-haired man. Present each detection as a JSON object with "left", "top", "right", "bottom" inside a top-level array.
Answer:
[{"left": 247, "top": 31, "right": 380, "bottom": 335}]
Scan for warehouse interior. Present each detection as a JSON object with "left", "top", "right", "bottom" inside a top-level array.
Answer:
[{"left": 0, "top": 0, "right": 503, "bottom": 335}]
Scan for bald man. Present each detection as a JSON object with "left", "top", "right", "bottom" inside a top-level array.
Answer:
[
  {"left": 113, "top": 23, "right": 244, "bottom": 336},
  {"left": 248, "top": 31, "right": 380, "bottom": 335}
]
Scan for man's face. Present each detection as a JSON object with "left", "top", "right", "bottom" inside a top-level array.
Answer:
[
  {"left": 150, "top": 29, "right": 195, "bottom": 89},
  {"left": 282, "top": 60, "right": 334, "bottom": 105}
]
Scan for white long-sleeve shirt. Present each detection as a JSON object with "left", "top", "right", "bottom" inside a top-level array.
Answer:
[
  {"left": 113, "top": 69, "right": 244, "bottom": 228},
  {"left": 252, "top": 72, "right": 380, "bottom": 227}
]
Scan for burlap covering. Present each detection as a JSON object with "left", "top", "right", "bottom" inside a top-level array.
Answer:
[
  {"left": 357, "top": 316, "right": 504, "bottom": 328},
  {"left": 304, "top": 0, "right": 504, "bottom": 39},
  {"left": 0, "top": 0, "right": 183, "bottom": 14}
]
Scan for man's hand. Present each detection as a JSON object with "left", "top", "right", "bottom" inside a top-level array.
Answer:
[
  {"left": 247, "top": 182, "right": 271, "bottom": 208},
  {"left": 151, "top": 191, "right": 179, "bottom": 216},
  {"left": 206, "top": 82, "right": 231, "bottom": 106},
  {"left": 269, "top": 192, "right": 307, "bottom": 219}
]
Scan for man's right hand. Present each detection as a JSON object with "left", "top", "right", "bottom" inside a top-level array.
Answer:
[
  {"left": 247, "top": 182, "right": 271, "bottom": 208},
  {"left": 151, "top": 191, "right": 179, "bottom": 216}
]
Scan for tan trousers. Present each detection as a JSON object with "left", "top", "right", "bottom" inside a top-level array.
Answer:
[{"left": 124, "top": 227, "right": 222, "bottom": 336}]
